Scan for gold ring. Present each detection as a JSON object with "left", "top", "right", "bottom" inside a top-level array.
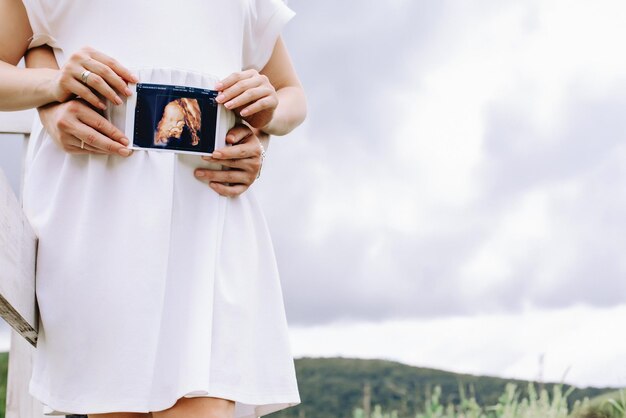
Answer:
[
  {"left": 80, "top": 70, "right": 92, "bottom": 84},
  {"left": 80, "top": 140, "right": 85, "bottom": 149}
]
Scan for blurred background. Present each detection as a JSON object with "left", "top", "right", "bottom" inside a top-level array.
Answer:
[
  {"left": 1, "top": 0, "right": 626, "bottom": 417},
  {"left": 257, "top": 0, "right": 626, "bottom": 389}
]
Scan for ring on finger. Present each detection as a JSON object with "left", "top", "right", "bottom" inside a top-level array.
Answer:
[
  {"left": 80, "top": 139, "right": 85, "bottom": 149},
  {"left": 80, "top": 70, "right": 92, "bottom": 84}
]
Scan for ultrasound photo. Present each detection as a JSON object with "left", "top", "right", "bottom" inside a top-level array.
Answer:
[{"left": 128, "top": 83, "right": 220, "bottom": 155}]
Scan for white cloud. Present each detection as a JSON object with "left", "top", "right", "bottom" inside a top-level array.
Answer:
[
  {"left": 288, "top": 304, "right": 626, "bottom": 388},
  {"left": 459, "top": 189, "right": 551, "bottom": 300},
  {"left": 257, "top": 0, "right": 626, "bottom": 324}
]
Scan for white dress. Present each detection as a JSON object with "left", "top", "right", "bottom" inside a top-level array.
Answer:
[{"left": 19, "top": 1, "right": 300, "bottom": 417}]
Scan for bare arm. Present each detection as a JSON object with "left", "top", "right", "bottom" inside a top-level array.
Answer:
[
  {"left": 258, "top": 36, "right": 307, "bottom": 136},
  {"left": 2, "top": 0, "right": 136, "bottom": 112},
  {"left": 25, "top": 44, "right": 60, "bottom": 69},
  {"left": 0, "top": 0, "right": 60, "bottom": 110},
  {"left": 215, "top": 36, "right": 307, "bottom": 137}
]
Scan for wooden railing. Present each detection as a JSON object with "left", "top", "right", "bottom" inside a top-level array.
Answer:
[
  {"left": 0, "top": 109, "right": 49, "bottom": 418},
  {"left": 0, "top": 110, "right": 35, "bottom": 135}
]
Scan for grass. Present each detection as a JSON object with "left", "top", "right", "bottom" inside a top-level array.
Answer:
[
  {"left": 574, "top": 388, "right": 626, "bottom": 418},
  {"left": 353, "top": 383, "right": 626, "bottom": 418}
]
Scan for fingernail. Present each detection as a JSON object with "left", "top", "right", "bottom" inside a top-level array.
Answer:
[
  {"left": 240, "top": 109, "right": 249, "bottom": 116},
  {"left": 212, "top": 151, "right": 222, "bottom": 158},
  {"left": 215, "top": 82, "right": 224, "bottom": 90},
  {"left": 115, "top": 96, "right": 123, "bottom": 105},
  {"left": 216, "top": 94, "right": 225, "bottom": 103},
  {"left": 118, "top": 148, "right": 131, "bottom": 157},
  {"left": 131, "top": 74, "right": 139, "bottom": 83},
  {"left": 98, "top": 102, "right": 107, "bottom": 110},
  {"left": 120, "top": 137, "right": 129, "bottom": 146},
  {"left": 224, "top": 102, "right": 233, "bottom": 109},
  {"left": 195, "top": 170, "right": 205, "bottom": 177},
  {"left": 125, "top": 88, "right": 133, "bottom": 96}
]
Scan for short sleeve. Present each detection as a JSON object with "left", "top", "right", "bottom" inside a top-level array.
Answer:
[
  {"left": 242, "top": 0, "right": 295, "bottom": 71},
  {"left": 20, "top": 0, "right": 58, "bottom": 49}
]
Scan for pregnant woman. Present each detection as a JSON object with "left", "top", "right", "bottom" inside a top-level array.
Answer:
[{"left": 0, "top": 0, "right": 307, "bottom": 417}]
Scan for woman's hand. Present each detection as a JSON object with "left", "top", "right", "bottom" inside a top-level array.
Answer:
[
  {"left": 194, "top": 124, "right": 266, "bottom": 197},
  {"left": 214, "top": 70, "right": 278, "bottom": 130},
  {"left": 38, "top": 98, "right": 132, "bottom": 156},
  {"left": 51, "top": 46, "right": 138, "bottom": 111}
]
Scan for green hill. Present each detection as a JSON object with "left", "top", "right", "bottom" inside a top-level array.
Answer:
[
  {"left": 0, "top": 354, "right": 619, "bottom": 418},
  {"left": 271, "top": 357, "right": 619, "bottom": 418}
]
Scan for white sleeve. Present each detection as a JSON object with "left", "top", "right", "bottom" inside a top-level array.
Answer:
[
  {"left": 20, "top": 0, "right": 58, "bottom": 49},
  {"left": 242, "top": 0, "right": 295, "bottom": 71}
]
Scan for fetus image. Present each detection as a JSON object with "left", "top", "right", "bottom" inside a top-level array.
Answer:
[
  {"left": 132, "top": 83, "right": 217, "bottom": 154},
  {"left": 154, "top": 98, "right": 202, "bottom": 146}
]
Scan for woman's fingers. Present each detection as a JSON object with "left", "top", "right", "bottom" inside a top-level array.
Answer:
[
  {"left": 83, "top": 58, "right": 132, "bottom": 99},
  {"left": 40, "top": 99, "right": 132, "bottom": 157},
  {"left": 215, "top": 70, "right": 275, "bottom": 111},
  {"left": 90, "top": 50, "right": 138, "bottom": 83},
  {"left": 214, "top": 70, "right": 277, "bottom": 128},
  {"left": 205, "top": 182, "right": 248, "bottom": 198},
  {"left": 215, "top": 76, "right": 263, "bottom": 106},
  {"left": 61, "top": 105, "right": 130, "bottom": 156},
  {"left": 239, "top": 94, "right": 277, "bottom": 117},
  {"left": 223, "top": 86, "right": 275, "bottom": 111},
  {"left": 80, "top": 69, "right": 123, "bottom": 105},
  {"left": 66, "top": 77, "right": 107, "bottom": 110},
  {"left": 55, "top": 46, "right": 137, "bottom": 107},
  {"left": 194, "top": 168, "right": 250, "bottom": 185},
  {"left": 201, "top": 124, "right": 262, "bottom": 170},
  {"left": 226, "top": 124, "right": 253, "bottom": 144},
  {"left": 215, "top": 69, "right": 257, "bottom": 91},
  {"left": 55, "top": 131, "right": 110, "bottom": 155},
  {"left": 75, "top": 104, "right": 129, "bottom": 146},
  {"left": 194, "top": 124, "right": 264, "bottom": 197},
  {"left": 66, "top": 138, "right": 108, "bottom": 154},
  {"left": 71, "top": 138, "right": 107, "bottom": 153},
  {"left": 70, "top": 123, "right": 129, "bottom": 155},
  {"left": 194, "top": 169, "right": 252, "bottom": 197},
  {"left": 210, "top": 139, "right": 261, "bottom": 160},
  {"left": 201, "top": 156, "right": 256, "bottom": 170}
]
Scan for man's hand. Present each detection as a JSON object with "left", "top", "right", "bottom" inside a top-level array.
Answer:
[{"left": 194, "top": 124, "right": 266, "bottom": 197}]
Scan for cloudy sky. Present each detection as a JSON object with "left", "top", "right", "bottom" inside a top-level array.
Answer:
[{"left": 2, "top": 0, "right": 626, "bottom": 390}]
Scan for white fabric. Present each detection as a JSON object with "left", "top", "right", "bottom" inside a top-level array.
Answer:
[{"left": 19, "top": 1, "right": 299, "bottom": 417}]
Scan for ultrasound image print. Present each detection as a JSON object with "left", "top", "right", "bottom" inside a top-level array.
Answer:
[
  {"left": 132, "top": 83, "right": 219, "bottom": 154},
  {"left": 155, "top": 98, "right": 201, "bottom": 146}
]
